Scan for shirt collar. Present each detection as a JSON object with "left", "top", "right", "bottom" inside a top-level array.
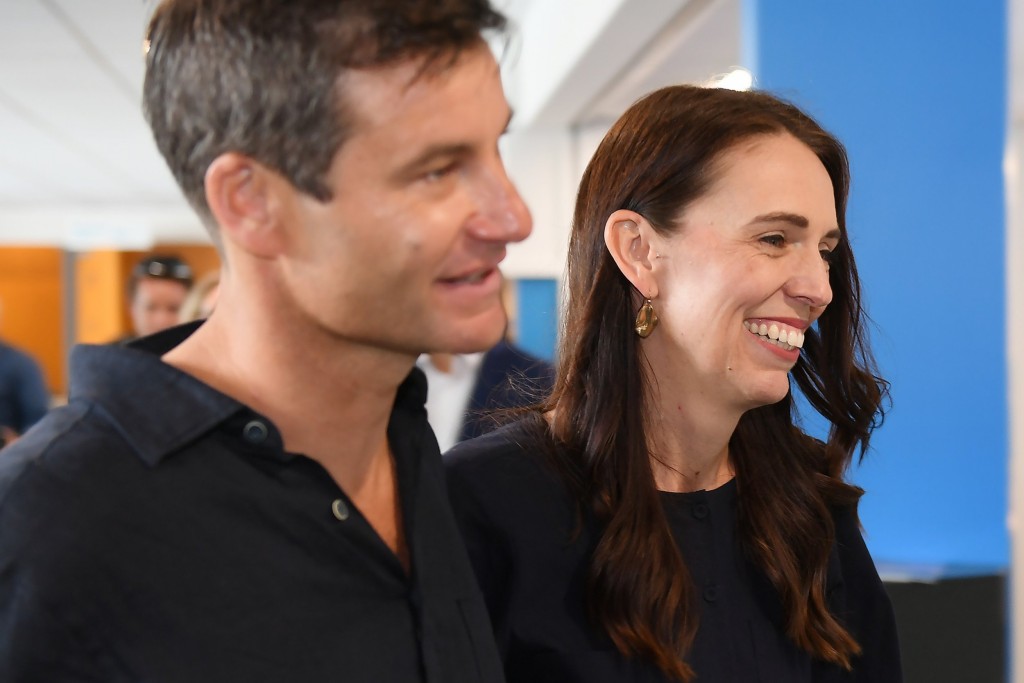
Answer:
[
  {"left": 389, "top": 365, "right": 433, "bottom": 466},
  {"left": 70, "top": 323, "right": 435, "bottom": 471},
  {"left": 69, "top": 322, "right": 244, "bottom": 467}
]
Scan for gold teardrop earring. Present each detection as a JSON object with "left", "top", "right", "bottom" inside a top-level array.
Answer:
[{"left": 634, "top": 297, "right": 658, "bottom": 338}]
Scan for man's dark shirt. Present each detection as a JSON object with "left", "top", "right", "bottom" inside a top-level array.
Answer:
[{"left": 0, "top": 324, "right": 503, "bottom": 682}]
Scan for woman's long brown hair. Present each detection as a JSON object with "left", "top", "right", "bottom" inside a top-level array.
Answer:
[{"left": 540, "top": 85, "right": 889, "bottom": 681}]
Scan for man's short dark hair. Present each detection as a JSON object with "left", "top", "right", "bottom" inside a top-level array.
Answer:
[
  {"left": 142, "top": 0, "right": 507, "bottom": 233},
  {"left": 127, "top": 254, "right": 194, "bottom": 300}
]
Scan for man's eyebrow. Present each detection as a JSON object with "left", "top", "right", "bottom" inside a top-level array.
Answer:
[
  {"left": 399, "top": 143, "right": 473, "bottom": 175},
  {"left": 749, "top": 211, "right": 841, "bottom": 240},
  {"left": 394, "top": 108, "right": 515, "bottom": 177}
]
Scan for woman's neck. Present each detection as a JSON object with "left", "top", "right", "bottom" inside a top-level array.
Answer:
[{"left": 644, "top": 379, "right": 741, "bottom": 493}]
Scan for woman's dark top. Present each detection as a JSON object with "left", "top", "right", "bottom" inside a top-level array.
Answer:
[{"left": 445, "top": 420, "right": 902, "bottom": 683}]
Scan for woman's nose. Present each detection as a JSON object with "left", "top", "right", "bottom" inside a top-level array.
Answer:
[{"left": 784, "top": 247, "right": 833, "bottom": 310}]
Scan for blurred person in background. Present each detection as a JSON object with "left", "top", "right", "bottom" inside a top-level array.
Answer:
[
  {"left": 420, "top": 280, "right": 553, "bottom": 451},
  {"left": 126, "top": 254, "right": 194, "bottom": 338},
  {"left": 178, "top": 270, "right": 221, "bottom": 323},
  {"left": 419, "top": 341, "right": 553, "bottom": 453},
  {"left": 0, "top": 299, "right": 48, "bottom": 448}
]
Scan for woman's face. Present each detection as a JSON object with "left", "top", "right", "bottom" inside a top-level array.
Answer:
[{"left": 644, "top": 132, "right": 840, "bottom": 413}]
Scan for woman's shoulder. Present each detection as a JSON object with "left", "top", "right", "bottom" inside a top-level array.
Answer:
[
  {"left": 445, "top": 416, "right": 577, "bottom": 529},
  {"left": 824, "top": 502, "right": 903, "bottom": 680},
  {"left": 445, "top": 416, "right": 554, "bottom": 484}
]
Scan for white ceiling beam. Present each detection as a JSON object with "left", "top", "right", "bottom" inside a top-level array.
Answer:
[{"left": 504, "top": 0, "right": 698, "bottom": 127}]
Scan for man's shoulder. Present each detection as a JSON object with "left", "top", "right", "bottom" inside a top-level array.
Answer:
[
  {"left": 1, "top": 401, "right": 90, "bottom": 476},
  {"left": 0, "top": 401, "right": 134, "bottom": 565},
  {"left": 0, "top": 400, "right": 126, "bottom": 501}
]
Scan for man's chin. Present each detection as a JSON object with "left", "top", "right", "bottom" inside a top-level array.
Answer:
[{"left": 435, "top": 312, "right": 508, "bottom": 355}]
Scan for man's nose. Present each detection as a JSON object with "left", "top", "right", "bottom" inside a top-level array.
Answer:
[{"left": 465, "top": 161, "right": 532, "bottom": 244}]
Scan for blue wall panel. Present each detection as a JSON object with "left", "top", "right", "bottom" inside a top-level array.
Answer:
[
  {"left": 515, "top": 278, "right": 558, "bottom": 362},
  {"left": 756, "top": 2, "right": 1007, "bottom": 565}
]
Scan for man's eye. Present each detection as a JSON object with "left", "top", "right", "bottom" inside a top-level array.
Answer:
[
  {"left": 425, "top": 163, "right": 458, "bottom": 182},
  {"left": 760, "top": 234, "right": 785, "bottom": 248}
]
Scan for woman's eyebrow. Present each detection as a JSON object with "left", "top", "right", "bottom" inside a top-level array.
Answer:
[
  {"left": 748, "top": 211, "right": 841, "bottom": 239},
  {"left": 748, "top": 211, "right": 808, "bottom": 227}
]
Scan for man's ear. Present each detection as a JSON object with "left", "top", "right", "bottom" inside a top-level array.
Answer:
[
  {"left": 204, "top": 153, "right": 286, "bottom": 259},
  {"left": 603, "top": 209, "right": 659, "bottom": 299}
]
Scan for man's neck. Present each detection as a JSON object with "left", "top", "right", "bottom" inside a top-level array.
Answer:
[
  {"left": 161, "top": 301, "right": 415, "bottom": 494},
  {"left": 163, "top": 305, "right": 417, "bottom": 568}
]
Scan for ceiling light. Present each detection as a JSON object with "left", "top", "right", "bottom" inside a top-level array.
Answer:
[{"left": 706, "top": 68, "right": 753, "bottom": 92}]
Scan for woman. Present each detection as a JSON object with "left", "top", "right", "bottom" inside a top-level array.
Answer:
[{"left": 445, "top": 84, "right": 900, "bottom": 682}]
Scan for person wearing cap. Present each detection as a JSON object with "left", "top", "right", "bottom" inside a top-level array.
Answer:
[{"left": 126, "top": 254, "right": 194, "bottom": 338}]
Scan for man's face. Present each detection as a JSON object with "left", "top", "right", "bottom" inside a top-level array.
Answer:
[
  {"left": 274, "top": 42, "right": 532, "bottom": 357},
  {"left": 130, "top": 277, "right": 189, "bottom": 337}
]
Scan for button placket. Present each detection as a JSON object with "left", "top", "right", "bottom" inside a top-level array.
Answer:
[
  {"left": 242, "top": 419, "right": 269, "bottom": 444},
  {"left": 690, "top": 496, "right": 722, "bottom": 607},
  {"left": 331, "top": 498, "right": 350, "bottom": 521}
]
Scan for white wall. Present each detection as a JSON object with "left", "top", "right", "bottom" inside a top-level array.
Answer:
[
  {"left": 1008, "top": 0, "right": 1024, "bottom": 678},
  {"left": 0, "top": 204, "right": 205, "bottom": 249}
]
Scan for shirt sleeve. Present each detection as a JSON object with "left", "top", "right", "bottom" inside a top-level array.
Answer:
[
  {"left": 824, "top": 504, "right": 904, "bottom": 682},
  {"left": 0, "top": 581, "right": 113, "bottom": 682},
  {"left": 0, "top": 500, "right": 114, "bottom": 682}
]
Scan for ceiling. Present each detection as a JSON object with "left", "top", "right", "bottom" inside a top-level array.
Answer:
[
  {"left": 0, "top": 0, "right": 740, "bottom": 242},
  {"left": 514, "top": 0, "right": 742, "bottom": 128},
  {"left": 0, "top": 0, "right": 178, "bottom": 208}
]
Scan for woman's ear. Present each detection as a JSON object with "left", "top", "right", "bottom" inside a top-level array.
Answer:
[
  {"left": 205, "top": 152, "right": 286, "bottom": 259},
  {"left": 604, "top": 209, "right": 659, "bottom": 299}
]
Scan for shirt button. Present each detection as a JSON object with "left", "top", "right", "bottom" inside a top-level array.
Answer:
[
  {"left": 331, "top": 498, "right": 350, "bottom": 521},
  {"left": 692, "top": 502, "right": 709, "bottom": 520},
  {"left": 703, "top": 584, "right": 719, "bottom": 603},
  {"left": 242, "top": 420, "right": 269, "bottom": 444}
]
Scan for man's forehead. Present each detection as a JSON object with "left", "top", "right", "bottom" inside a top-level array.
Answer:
[{"left": 340, "top": 43, "right": 501, "bottom": 133}]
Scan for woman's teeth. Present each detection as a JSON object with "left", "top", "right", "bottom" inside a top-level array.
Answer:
[{"left": 743, "top": 321, "right": 804, "bottom": 350}]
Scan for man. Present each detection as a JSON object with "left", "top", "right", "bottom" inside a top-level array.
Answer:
[
  {"left": 0, "top": 1, "right": 529, "bottom": 681},
  {"left": 126, "top": 254, "right": 194, "bottom": 338}
]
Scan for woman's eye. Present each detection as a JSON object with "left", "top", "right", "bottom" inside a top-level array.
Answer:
[
  {"left": 760, "top": 234, "right": 785, "bottom": 248},
  {"left": 819, "top": 249, "right": 834, "bottom": 266}
]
